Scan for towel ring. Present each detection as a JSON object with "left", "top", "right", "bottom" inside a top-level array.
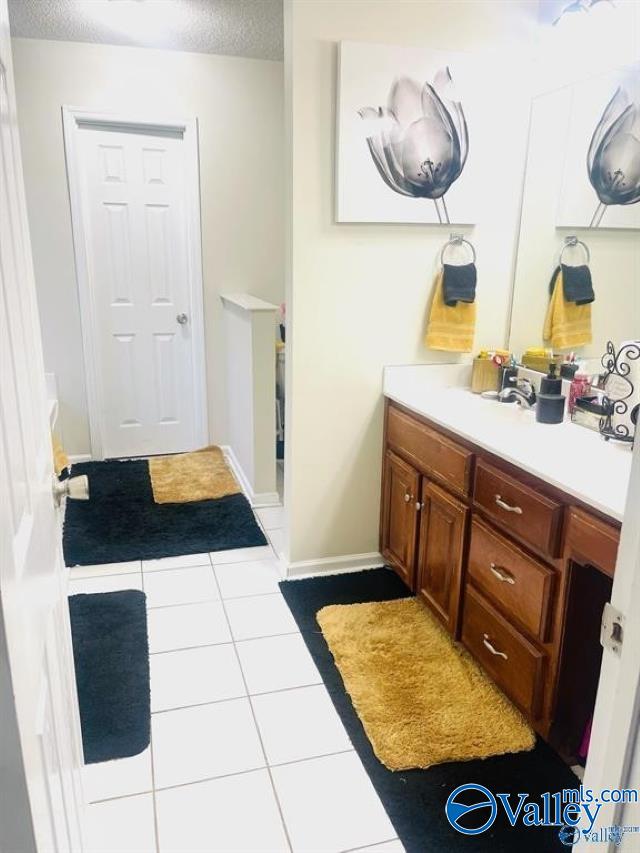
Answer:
[
  {"left": 440, "top": 234, "right": 476, "bottom": 266},
  {"left": 559, "top": 236, "right": 590, "bottom": 266}
]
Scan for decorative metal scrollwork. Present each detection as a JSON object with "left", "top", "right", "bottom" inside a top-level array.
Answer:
[{"left": 599, "top": 340, "right": 639, "bottom": 445}]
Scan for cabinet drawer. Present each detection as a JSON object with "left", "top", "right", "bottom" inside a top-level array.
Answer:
[
  {"left": 468, "top": 517, "right": 555, "bottom": 641},
  {"left": 462, "top": 585, "right": 546, "bottom": 718},
  {"left": 565, "top": 508, "right": 620, "bottom": 578},
  {"left": 387, "top": 405, "right": 472, "bottom": 496},
  {"left": 474, "top": 460, "right": 563, "bottom": 557}
]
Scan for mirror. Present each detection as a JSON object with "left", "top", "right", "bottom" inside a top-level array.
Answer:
[{"left": 508, "top": 65, "right": 640, "bottom": 368}]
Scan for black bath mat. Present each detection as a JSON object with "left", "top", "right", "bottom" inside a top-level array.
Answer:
[
  {"left": 280, "top": 569, "right": 579, "bottom": 853},
  {"left": 63, "top": 459, "right": 267, "bottom": 566},
  {"left": 69, "top": 590, "right": 150, "bottom": 764}
]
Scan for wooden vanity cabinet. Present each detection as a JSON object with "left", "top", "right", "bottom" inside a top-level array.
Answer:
[
  {"left": 380, "top": 450, "right": 420, "bottom": 589},
  {"left": 380, "top": 447, "right": 468, "bottom": 633},
  {"left": 416, "top": 481, "right": 468, "bottom": 635},
  {"left": 381, "top": 398, "right": 622, "bottom": 752},
  {"left": 381, "top": 406, "right": 470, "bottom": 632}
]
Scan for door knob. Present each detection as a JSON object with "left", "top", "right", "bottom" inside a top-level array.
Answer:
[
  {"left": 176, "top": 313, "right": 189, "bottom": 325},
  {"left": 53, "top": 475, "right": 90, "bottom": 507}
]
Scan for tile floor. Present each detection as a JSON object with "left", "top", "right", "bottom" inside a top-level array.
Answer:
[{"left": 71, "top": 508, "right": 403, "bottom": 853}]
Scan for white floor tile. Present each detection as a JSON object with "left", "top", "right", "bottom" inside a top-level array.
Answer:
[
  {"left": 68, "top": 560, "right": 141, "bottom": 580},
  {"left": 267, "top": 528, "right": 285, "bottom": 556},
  {"left": 84, "top": 793, "right": 156, "bottom": 853},
  {"left": 272, "top": 752, "right": 395, "bottom": 853},
  {"left": 225, "top": 593, "right": 298, "bottom": 641},
  {"left": 252, "top": 685, "right": 352, "bottom": 765},
  {"left": 148, "top": 601, "right": 231, "bottom": 653},
  {"left": 156, "top": 769, "right": 288, "bottom": 853},
  {"left": 256, "top": 506, "right": 284, "bottom": 531},
  {"left": 356, "top": 841, "right": 405, "bottom": 852},
  {"left": 68, "top": 573, "right": 143, "bottom": 596},
  {"left": 83, "top": 747, "right": 152, "bottom": 803},
  {"left": 142, "top": 553, "right": 211, "bottom": 573},
  {"left": 210, "top": 545, "right": 274, "bottom": 565},
  {"left": 214, "top": 559, "right": 282, "bottom": 599},
  {"left": 143, "top": 565, "right": 218, "bottom": 608},
  {"left": 150, "top": 645, "right": 245, "bottom": 712},
  {"left": 152, "top": 698, "right": 265, "bottom": 788},
  {"left": 236, "top": 634, "right": 321, "bottom": 695}
]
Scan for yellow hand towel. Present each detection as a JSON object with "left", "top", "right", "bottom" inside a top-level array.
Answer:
[
  {"left": 425, "top": 269, "right": 476, "bottom": 353},
  {"left": 543, "top": 268, "right": 592, "bottom": 350}
]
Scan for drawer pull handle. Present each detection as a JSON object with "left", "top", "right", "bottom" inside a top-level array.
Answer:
[
  {"left": 495, "top": 494, "right": 523, "bottom": 515},
  {"left": 483, "top": 634, "right": 508, "bottom": 660},
  {"left": 489, "top": 563, "right": 516, "bottom": 585},
  {"left": 404, "top": 493, "right": 412, "bottom": 503}
]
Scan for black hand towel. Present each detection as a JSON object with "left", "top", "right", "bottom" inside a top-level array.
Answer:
[
  {"left": 442, "top": 263, "right": 477, "bottom": 306},
  {"left": 561, "top": 263, "right": 595, "bottom": 305}
]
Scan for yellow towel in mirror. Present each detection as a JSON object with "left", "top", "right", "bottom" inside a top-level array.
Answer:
[
  {"left": 425, "top": 269, "right": 476, "bottom": 353},
  {"left": 543, "top": 268, "right": 592, "bottom": 350}
]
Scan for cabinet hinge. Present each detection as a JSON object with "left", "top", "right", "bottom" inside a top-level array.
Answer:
[{"left": 600, "top": 602, "right": 624, "bottom": 655}]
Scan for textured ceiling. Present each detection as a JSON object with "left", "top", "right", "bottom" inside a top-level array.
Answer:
[{"left": 8, "top": 0, "right": 283, "bottom": 61}]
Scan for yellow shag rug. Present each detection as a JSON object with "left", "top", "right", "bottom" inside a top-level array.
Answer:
[
  {"left": 149, "top": 446, "right": 241, "bottom": 504},
  {"left": 317, "top": 597, "right": 535, "bottom": 771}
]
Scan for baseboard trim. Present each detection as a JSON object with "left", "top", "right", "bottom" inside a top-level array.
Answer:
[
  {"left": 221, "top": 445, "right": 281, "bottom": 508},
  {"left": 68, "top": 453, "right": 92, "bottom": 465},
  {"left": 284, "top": 552, "right": 384, "bottom": 580}
]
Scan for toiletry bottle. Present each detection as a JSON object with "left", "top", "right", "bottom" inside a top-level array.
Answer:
[
  {"left": 569, "top": 374, "right": 592, "bottom": 414},
  {"left": 536, "top": 363, "right": 566, "bottom": 425}
]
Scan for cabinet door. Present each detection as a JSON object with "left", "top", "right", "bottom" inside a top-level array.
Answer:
[
  {"left": 417, "top": 480, "right": 469, "bottom": 635},
  {"left": 381, "top": 450, "right": 420, "bottom": 589}
]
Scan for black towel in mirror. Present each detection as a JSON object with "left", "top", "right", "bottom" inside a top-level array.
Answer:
[
  {"left": 561, "top": 264, "right": 595, "bottom": 305},
  {"left": 442, "top": 263, "right": 477, "bottom": 306}
]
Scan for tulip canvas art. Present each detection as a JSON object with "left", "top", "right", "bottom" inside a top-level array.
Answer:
[
  {"left": 336, "top": 41, "right": 491, "bottom": 225},
  {"left": 356, "top": 69, "right": 468, "bottom": 224},
  {"left": 557, "top": 66, "right": 640, "bottom": 230}
]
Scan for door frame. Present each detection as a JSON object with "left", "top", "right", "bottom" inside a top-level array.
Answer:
[
  {"left": 62, "top": 107, "right": 208, "bottom": 459},
  {"left": 580, "top": 438, "right": 640, "bottom": 850}
]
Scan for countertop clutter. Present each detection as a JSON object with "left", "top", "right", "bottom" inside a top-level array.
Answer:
[{"left": 383, "top": 364, "right": 632, "bottom": 522}]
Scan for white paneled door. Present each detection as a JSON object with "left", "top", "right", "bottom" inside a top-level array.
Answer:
[
  {"left": 0, "top": 4, "right": 85, "bottom": 850},
  {"left": 64, "top": 110, "right": 207, "bottom": 459}
]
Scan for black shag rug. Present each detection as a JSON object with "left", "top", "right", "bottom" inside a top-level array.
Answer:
[
  {"left": 63, "top": 459, "right": 267, "bottom": 566},
  {"left": 280, "top": 568, "right": 579, "bottom": 853},
  {"left": 69, "top": 590, "right": 150, "bottom": 764}
]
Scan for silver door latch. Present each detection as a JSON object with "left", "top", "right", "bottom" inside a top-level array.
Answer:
[
  {"left": 601, "top": 602, "right": 624, "bottom": 655},
  {"left": 53, "top": 475, "right": 90, "bottom": 507}
]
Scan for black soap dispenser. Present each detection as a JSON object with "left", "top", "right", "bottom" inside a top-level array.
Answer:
[{"left": 536, "top": 363, "right": 566, "bottom": 424}]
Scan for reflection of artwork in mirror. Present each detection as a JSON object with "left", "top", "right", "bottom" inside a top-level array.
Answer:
[
  {"left": 336, "top": 41, "right": 478, "bottom": 225},
  {"left": 557, "top": 66, "right": 640, "bottom": 229}
]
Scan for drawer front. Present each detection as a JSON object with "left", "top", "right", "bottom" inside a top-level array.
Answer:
[
  {"left": 468, "top": 517, "right": 555, "bottom": 641},
  {"left": 474, "top": 460, "right": 563, "bottom": 557},
  {"left": 462, "top": 585, "right": 546, "bottom": 718},
  {"left": 565, "top": 508, "right": 620, "bottom": 577},
  {"left": 387, "top": 405, "right": 472, "bottom": 496}
]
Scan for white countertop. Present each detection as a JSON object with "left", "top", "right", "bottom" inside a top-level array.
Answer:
[{"left": 383, "top": 364, "right": 633, "bottom": 522}]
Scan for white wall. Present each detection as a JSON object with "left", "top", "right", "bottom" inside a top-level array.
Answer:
[
  {"left": 11, "top": 37, "right": 284, "bottom": 455},
  {"left": 284, "top": 0, "right": 538, "bottom": 566}
]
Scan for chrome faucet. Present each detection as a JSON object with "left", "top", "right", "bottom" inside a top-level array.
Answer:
[{"left": 498, "top": 378, "right": 537, "bottom": 409}]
